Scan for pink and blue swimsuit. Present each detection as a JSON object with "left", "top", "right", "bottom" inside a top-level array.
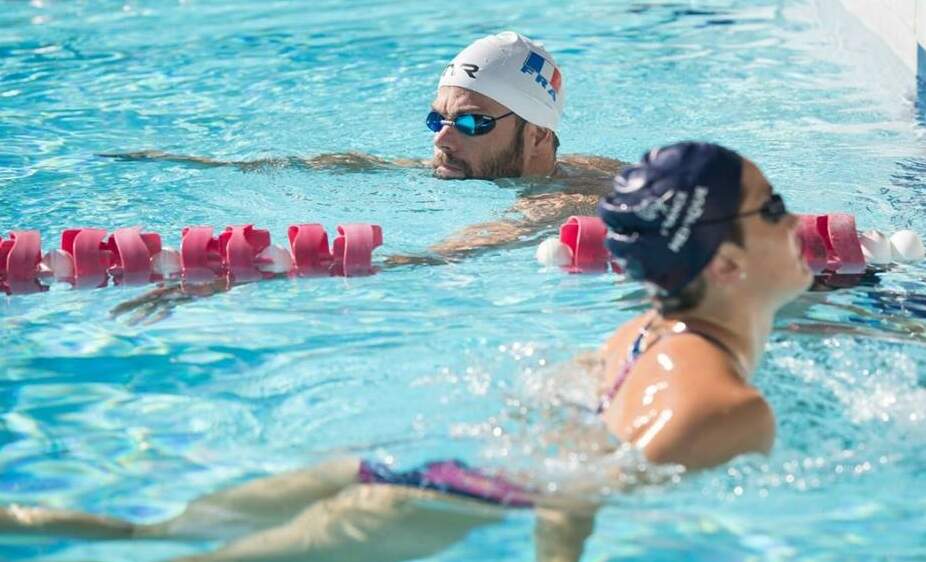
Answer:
[{"left": 359, "top": 318, "right": 733, "bottom": 508}]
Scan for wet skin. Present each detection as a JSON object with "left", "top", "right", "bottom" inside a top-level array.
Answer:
[
  {"left": 0, "top": 156, "right": 818, "bottom": 562},
  {"left": 429, "top": 86, "right": 550, "bottom": 179},
  {"left": 600, "top": 159, "right": 812, "bottom": 469}
]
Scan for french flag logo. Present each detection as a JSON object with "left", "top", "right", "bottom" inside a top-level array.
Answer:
[{"left": 520, "top": 51, "right": 562, "bottom": 101}]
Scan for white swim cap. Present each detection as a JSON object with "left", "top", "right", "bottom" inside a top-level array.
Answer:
[{"left": 438, "top": 31, "right": 565, "bottom": 131}]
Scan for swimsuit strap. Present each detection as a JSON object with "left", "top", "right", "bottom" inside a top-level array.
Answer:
[
  {"left": 596, "top": 316, "right": 742, "bottom": 415},
  {"left": 682, "top": 326, "right": 741, "bottom": 373},
  {"left": 596, "top": 316, "right": 656, "bottom": 414}
]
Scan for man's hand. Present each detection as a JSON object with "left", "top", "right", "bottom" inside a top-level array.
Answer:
[
  {"left": 382, "top": 254, "right": 454, "bottom": 268},
  {"left": 110, "top": 279, "right": 228, "bottom": 324}
]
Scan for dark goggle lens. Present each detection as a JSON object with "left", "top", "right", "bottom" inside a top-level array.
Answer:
[
  {"left": 426, "top": 111, "right": 443, "bottom": 133},
  {"left": 425, "top": 111, "right": 495, "bottom": 136},
  {"left": 761, "top": 194, "right": 787, "bottom": 223}
]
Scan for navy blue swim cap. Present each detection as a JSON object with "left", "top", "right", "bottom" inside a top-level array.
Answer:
[{"left": 598, "top": 142, "right": 743, "bottom": 295}]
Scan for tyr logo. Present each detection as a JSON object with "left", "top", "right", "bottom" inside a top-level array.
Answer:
[{"left": 443, "top": 62, "right": 480, "bottom": 79}]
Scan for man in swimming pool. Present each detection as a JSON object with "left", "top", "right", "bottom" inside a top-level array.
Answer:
[
  {"left": 101, "top": 31, "right": 624, "bottom": 262},
  {"left": 1, "top": 142, "right": 813, "bottom": 561}
]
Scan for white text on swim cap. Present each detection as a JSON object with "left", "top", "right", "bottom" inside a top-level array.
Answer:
[
  {"left": 632, "top": 192, "right": 672, "bottom": 222},
  {"left": 668, "top": 186, "right": 708, "bottom": 253},
  {"left": 660, "top": 190, "right": 687, "bottom": 235}
]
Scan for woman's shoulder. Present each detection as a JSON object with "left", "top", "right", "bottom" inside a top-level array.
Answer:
[
  {"left": 602, "top": 314, "right": 652, "bottom": 357},
  {"left": 643, "top": 376, "right": 774, "bottom": 469},
  {"left": 640, "top": 335, "right": 774, "bottom": 467},
  {"left": 600, "top": 320, "right": 774, "bottom": 468}
]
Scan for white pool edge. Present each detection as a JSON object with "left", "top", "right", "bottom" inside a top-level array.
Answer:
[
  {"left": 809, "top": 0, "right": 918, "bottom": 116},
  {"left": 837, "top": 1, "right": 921, "bottom": 75}
]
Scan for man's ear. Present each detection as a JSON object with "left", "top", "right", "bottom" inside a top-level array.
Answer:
[
  {"left": 703, "top": 242, "right": 746, "bottom": 286},
  {"left": 526, "top": 124, "right": 554, "bottom": 150}
]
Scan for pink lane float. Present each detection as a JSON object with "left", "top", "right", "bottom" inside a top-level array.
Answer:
[
  {"left": 0, "top": 223, "right": 382, "bottom": 295},
  {"left": 538, "top": 214, "right": 925, "bottom": 281}
]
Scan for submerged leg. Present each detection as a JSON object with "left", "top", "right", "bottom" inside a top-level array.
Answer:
[
  {"left": 138, "top": 457, "right": 362, "bottom": 540},
  {"left": 534, "top": 507, "right": 597, "bottom": 562},
  {"left": 0, "top": 504, "right": 135, "bottom": 540},
  {"left": 0, "top": 457, "right": 361, "bottom": 542},
  {"left": 170, "top": 483, "right": 507, "bottom": 562}
]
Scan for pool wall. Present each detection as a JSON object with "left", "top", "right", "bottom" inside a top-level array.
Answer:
[{"left": 836, "top": 0, "right": 926, "bottom": 79}]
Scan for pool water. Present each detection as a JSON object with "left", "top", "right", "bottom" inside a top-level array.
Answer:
[{"left": 2, "top": 0, "right": 925, "bottom": 560}]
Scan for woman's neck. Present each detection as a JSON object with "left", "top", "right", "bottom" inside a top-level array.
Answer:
[{"left": 666, "top": 299, "right": 775, "bottom": 378}]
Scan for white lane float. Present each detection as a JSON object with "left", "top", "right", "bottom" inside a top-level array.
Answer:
[{"left": 890, "top": 230, "right": 926, "bottom": 262}]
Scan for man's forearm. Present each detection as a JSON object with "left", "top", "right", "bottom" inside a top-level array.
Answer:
[
  {"left": 428, "top": 219, "right": 536, "bottom": 259},
  {"left": 97, "top": 150, "right": 232, "bottom": 168},
  {"left": 426, "top": 192, "right": 600, "bottom": 260},
  {"left": 98, "top": 151, "right": 426, "bottom": 173}
]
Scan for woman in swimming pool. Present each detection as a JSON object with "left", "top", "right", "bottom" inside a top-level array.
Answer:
[{"left": 0, "top": 142, "right": 812, "bottom": 561}]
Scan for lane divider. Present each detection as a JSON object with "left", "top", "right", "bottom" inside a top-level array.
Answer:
[
  {"left": 538, "top": 214, "right": 925, "bottom": 287},
  {"left": 0, "top": 223, "right": 382, "bottom": 295}
]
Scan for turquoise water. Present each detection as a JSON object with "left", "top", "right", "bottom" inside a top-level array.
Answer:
[{"left": 2, "top": 0, "right": 926, "bottom": 560}]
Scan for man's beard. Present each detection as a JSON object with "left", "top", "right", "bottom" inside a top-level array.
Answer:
[
  {"left": 433, "top": 122, "right": 526, "bottom": 180},
  {"left": 478, "top": 127, "right": 525, "bottom": 179}
]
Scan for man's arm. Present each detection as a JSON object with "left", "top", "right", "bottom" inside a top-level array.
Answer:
[
  {"left": 97, "top": 150, "right": 427, "bottom": 173},
  {"left": 104, "top": 150, "right": 622, "bottom": 264},
  {"left": 423, "top": 192, "right": 601, "bottom": 261},
  {"left": 109, "top": 279, "right": 229, "bottom": 325},
  {"left": 420, "top": 157, "right": 624, "bottom": 261},
  {"left": 556, "top": 154, "right": 626, "bottom": 178}
]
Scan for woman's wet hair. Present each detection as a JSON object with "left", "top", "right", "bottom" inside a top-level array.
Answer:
[{"left": 653, "top": 221, "right": 743, "bottom": 314}]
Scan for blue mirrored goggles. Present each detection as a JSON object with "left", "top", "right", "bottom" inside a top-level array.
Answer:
[{"left": 426, "top": 110, "right": 515, "bottom": 136}]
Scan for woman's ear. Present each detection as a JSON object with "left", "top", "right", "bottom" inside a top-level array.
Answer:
[{"left": 703, "top": 242, "right": 747, "bottom": 286}]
